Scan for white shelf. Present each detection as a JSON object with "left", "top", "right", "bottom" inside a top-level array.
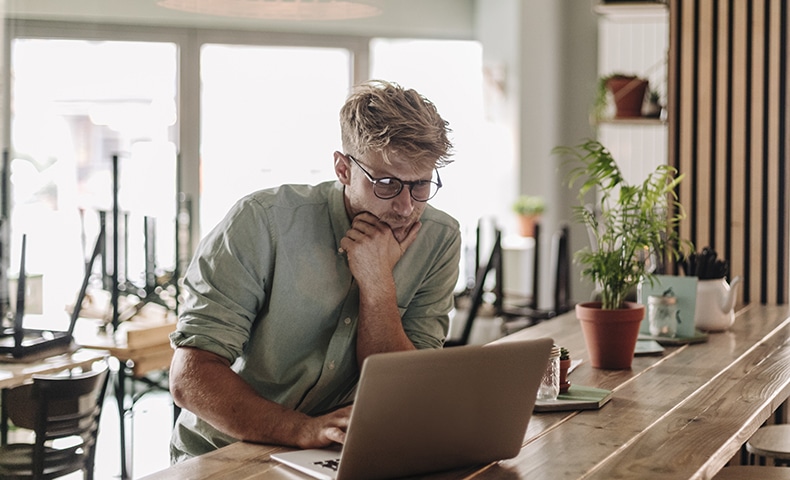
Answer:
[
  {"left": 594, "top": 1, "right": 668, "bottom": 20},
  {"left": 598, "top": 116, "right": 666, "bottom": 126}
]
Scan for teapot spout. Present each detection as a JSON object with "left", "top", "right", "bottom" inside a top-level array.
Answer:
[{"left": 722, "top": 276, "right": 742, "bottom": 313}]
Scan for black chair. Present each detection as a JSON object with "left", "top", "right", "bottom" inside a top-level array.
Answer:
[
  {"left": 0, "top": 364, "right": 110, "bottom": 480},
  {"left": 499, "top": 223, "right": 573, "bottom": 333},
  {"left": 446, "top": 226, "right": 503, "bottom": 347}
]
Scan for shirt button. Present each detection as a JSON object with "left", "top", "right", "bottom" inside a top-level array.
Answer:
[
  {"left": 329, "top": 361, "right": 335, "bottom": 370},
  {"left": 344, "top": 317, "right": 352, "bottom": 325}
]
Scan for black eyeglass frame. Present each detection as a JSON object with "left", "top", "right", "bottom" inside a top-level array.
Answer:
[{"left": 346, "top": 154, "right": 442, "bottom": 202}]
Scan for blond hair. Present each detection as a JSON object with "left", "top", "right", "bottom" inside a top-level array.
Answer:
[{"left": 340, "top": 80, "right": 453, "bottom": 169}]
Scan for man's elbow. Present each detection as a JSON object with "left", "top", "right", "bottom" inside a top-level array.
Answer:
[{"left": 169, "top": 346, "right": 229, "bottom": 409}]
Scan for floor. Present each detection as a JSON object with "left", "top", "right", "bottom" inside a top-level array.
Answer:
[{"left": 70, "top": 388, "right": 173, "bottom": 479}]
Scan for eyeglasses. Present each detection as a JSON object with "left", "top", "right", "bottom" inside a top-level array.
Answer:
[{"left": 346, "top": 154, "right": 442, "bottom": 202}]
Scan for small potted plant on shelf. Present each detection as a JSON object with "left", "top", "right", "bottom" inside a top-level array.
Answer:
[
  {"left": 644, "top": 89, "right": 662, "bottom": 118},
  {"left": 559, "top": 347, "right": 571, "bottom": 394},
  {"left": 594, "top": 73, "right": 650, "bottom": 122},
  {"left": 512, "top": 194, "right": 546, "bottom": 237},
  {"left": 555, "top": 139, "right": 685, "bottom": 369}
]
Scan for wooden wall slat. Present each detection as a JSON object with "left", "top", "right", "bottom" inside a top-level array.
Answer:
[
  {"left": 714, "top": 0, "right": 728, "bottom": 252},
  {"left": 729, "top": 0, "right": 748, "bottom": 301},
  {"left": 749, "top": 0, "right": 766, "bottom": 304},
  {"left": 676, "top": 0, "right": 696, "bottom": 242},
  {"left": 697, "top": 0, "right": 713, "bottom": 246}
]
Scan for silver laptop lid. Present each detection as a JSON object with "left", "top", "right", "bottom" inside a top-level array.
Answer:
[{"left": 335, "top": 337, "right": 552, "bottom": 479}]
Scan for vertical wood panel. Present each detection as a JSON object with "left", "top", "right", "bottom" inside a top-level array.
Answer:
[
  {"left": 714, "top": 0, "right": 728, "bottom": 252},
  {"left": 779, "top": 0, "right": 789, "bottom": 303},
  {"left": 729, "top": 0, "right": 747, "bottom": 300},
  {"left": 750, "top": 0, "right": 766, "bottom": 304},
  {"left": 676, "top": 0, "right": 696, "bottom": 242},
  {"left": 670, "top": 0, "right": 789, "bottom": 305},
  {"left": 696, "top": 0, "right": 713, "bottom": 246}
]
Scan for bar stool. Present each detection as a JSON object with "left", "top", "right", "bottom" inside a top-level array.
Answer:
[
  {"left": 714, "top": 466, "right": 790, "bottom": 479},
  {"left": 746, "top": 425, "right": 790, "bottom": 466}
]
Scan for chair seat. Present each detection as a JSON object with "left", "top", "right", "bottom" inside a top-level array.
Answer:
[
  {"left": 714, "top": 466, "right": 790, "bottom": 479},
  {"left": 0, "top": 443, "right": 85, "bottom": 478},
  {"left": 747, "top": 425, "right": 790, "bottom": 461}
]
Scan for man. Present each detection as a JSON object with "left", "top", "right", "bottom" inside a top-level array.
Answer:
[{"left": 168, "top": 80, "right": 461, "bottom": 462}]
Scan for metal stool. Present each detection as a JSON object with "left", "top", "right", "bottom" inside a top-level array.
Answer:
[
  {"left": 746, "top": 425, "right": 790, "bottom": 466},
  {"left": 714, "top": 466, "right": 790, "bottom": 479}
]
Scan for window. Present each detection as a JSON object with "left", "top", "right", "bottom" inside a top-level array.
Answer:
[
  {"left": 8, "top": 38, "right": 177, "bottom": 315},
  {"left": 199, "top": 44, "right": 351, "bottom": 233}
]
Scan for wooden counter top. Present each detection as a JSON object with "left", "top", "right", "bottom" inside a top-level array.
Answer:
[{"left": 142, "top": 303, "right": 790, "bottom": 479}]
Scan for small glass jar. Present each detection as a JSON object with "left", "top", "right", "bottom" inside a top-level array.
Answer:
[
  {"left": 648, "top": 294, "right": 678, "bottom": 337},
  {"left": 537, "top": 345, "right": 561, "bottom": 401}
]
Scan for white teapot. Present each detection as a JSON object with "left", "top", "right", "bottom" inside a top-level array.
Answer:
[{"left": 694, "top": 276, "right": 742, "bottom": 331}]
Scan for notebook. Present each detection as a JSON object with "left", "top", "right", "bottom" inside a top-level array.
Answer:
[
  {"left": 0, "top": 231, "right": 102, "bottom": 359},
  {"left": 271, "top": 337, "right": 553, "bottom": 480}
]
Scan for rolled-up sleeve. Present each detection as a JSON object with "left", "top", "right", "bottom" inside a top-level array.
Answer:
[{"left": 170, "top": 196, "right": 274, "bottom": 363}]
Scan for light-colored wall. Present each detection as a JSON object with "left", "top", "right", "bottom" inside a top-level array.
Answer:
[{"left": 5, "top": 0, "right": 477, "bottom": 39}]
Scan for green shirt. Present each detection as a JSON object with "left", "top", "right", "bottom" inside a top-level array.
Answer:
[{"left": 169, "top": 180, "right": 461, "bottom": 461}]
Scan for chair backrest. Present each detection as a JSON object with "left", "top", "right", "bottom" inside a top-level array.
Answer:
[
  {"left": 446, "top": 226, "right": 502, "bottom": 347},
  {"left": 550, "top": 225, "right": 572, "bottom": 314},
  {"left": 4, "top": 364, "right": 110, "bottom": 479},
  {"left": 525, "top": 222, "right": 572, "bottom": 315},
  {"left": 499, "top": 222, "right": 572, "bottom": 322}
]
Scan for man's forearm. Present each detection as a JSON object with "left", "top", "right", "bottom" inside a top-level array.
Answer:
[{"left": 169, "top": 347, "right": 310, "bottom": 446}]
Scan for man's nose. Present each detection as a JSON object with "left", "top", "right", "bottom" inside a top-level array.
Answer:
[{"left": 391, "top": 187, "right": 414, "bottom": 216}]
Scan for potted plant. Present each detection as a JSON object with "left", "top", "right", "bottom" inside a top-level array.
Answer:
[
  {"left": 555, "top": 139, "right": 685, "bottom": 369},
  {"left": 644, "top": 89, "right": 662, "bottom": 118},
  {"left": 594, "top": 73, "right": 649, "bottom": 121},
  {"left": 512, "top": 194, "right": 546, "bottom": 237},
  {"left": 559, "top": 347, "right": 571, "bottom": 394}
]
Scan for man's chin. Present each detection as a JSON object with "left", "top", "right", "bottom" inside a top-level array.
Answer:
[{"left": 391, "top": 227, "right": 409, "bottom": 243}]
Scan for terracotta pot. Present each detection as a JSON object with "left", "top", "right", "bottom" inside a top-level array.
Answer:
[
  {"left": 576, "top": 301, "right": 645, "bottom": 370},
  {"left": 606, "top": 76, "right": 649, "bottom": 118},
  {"left": 517, "top": 214, "right": 540, "bottom": 237},
  {"left": 559, "top": 358, "right": 571, "bottom": 393}
]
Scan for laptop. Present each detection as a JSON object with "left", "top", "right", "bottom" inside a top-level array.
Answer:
[
  {"left": 271, "top": 337, "right": 553, "bottom": 480},
  {"left": 0, "top": 231, "right": 103, "bottom": 359}
]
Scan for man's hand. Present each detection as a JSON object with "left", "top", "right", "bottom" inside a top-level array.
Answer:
[
  {"left": 338, "top": 212, "right": 421, "bottom": 362},
  {"left": 339, "top": 212, "right": 421, "bottom": 283},
  {"left": 295, "top": 405, "right": 353, "bottom": 448},
  {"left": 171, "top": 348, "right": 354, "bottom": 448}
]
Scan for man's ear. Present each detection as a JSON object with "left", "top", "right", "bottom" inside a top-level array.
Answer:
[{"left": 334, "top": 151, "right": 351, "bottom": 185}]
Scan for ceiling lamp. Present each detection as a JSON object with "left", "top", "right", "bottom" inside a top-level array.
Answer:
[{"left": 157, "top": 0, "right": 383, "bottom": 21}]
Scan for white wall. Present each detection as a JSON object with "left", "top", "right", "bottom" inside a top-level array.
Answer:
[
  {"left": 475, "top": 1, "right": 599, "bottom": 306},
  {"left": 4, "top": 0, "right": 477, "bottom": 39}
]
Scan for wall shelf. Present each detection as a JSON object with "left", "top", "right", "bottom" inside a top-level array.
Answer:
[
  {"left": 598, "top": 117, "right": 666, "bottom": 126},
  {"left": 594, "top": 1, "right": 668, "bottom": 20}
]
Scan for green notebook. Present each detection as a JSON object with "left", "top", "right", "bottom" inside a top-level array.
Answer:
[{"left": 534, "top": 385, "right": 613, "bottom": 412}]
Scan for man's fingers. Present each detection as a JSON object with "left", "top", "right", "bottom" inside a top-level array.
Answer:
[{"left": 324, "top": 427, "right": 347, "bottom": 445}]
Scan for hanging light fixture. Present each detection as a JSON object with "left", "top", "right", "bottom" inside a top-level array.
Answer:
[{"left": 157, "top": 0, "right": 383, "bottom": 21}]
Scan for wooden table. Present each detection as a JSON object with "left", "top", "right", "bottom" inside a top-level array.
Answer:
[
  {"left": 0, "top": 347, "right": 109, "bottom": 444},
  {"left": 74, "top": 315, "right": 177, "bottom": 480},
  {"left": 141, "top": 303, "right": 790, "bottom": 480}
]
